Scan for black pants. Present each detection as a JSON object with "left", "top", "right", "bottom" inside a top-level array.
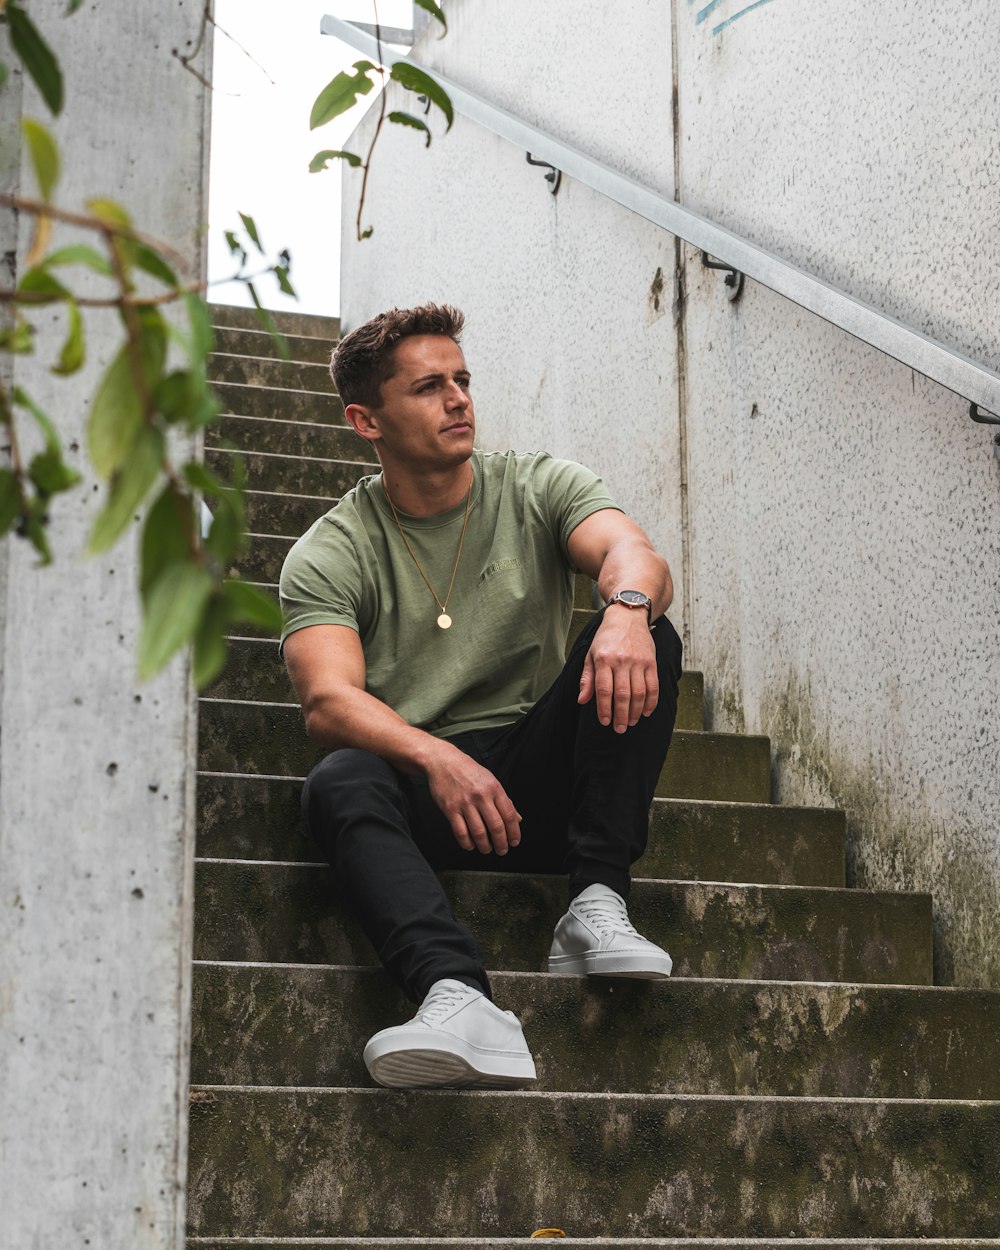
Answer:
[{"left": 303, "top": 610, "right": 683, "bottom": 1003}]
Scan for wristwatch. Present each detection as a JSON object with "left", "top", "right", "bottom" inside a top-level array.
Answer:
[{"left": 607, "top": 589, "right": 653, "bottom": 621}]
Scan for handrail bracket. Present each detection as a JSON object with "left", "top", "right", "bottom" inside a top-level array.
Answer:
[
  {"left": 526, "top": 153, "right": 561, "bottom": 196},
  {"left": 701, "top": 251, "right": 744, "bottom": 302},
  {"left": 969, "top": 403, "right": 1000, "bottom": 426}
]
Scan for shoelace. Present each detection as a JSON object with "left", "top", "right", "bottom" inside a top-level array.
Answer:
[
  {"left": 416, "top": 983, "right": 474, "bottom": 1025},
  {"left": 575, "top": 893, "right": 640, "bottom": 938}
]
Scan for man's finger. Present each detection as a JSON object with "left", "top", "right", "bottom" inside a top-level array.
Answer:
[{"left": 578, "top": 653, "right": 595, "bottom": 705}]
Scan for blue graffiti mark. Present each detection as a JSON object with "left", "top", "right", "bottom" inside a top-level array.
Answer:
[
  {"left": 710, "top": 0, "right": 779, "bottom": 35},
  {"left": 694, "top": 0, "right": 727, "bottom": 23}
]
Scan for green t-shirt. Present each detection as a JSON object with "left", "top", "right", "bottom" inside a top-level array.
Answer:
[{"left": 279, "top": 449, "right": 618, "bottom": 738}]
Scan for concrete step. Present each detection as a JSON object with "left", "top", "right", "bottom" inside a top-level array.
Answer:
[
  {"left": 206, "top": 447, "right": 378, "bottom": 500},
  {"left": 190, "top": 964, "right": 1000, "bottom": 1098},
  {"left": 185, "top": 1242, "right": 1000, "bottom": 1250},
  {"left": 195, "top": 772, "right": 845, "bottom": 885},
  {"left": 208, "top": 352, "right": 337, "bottom": 393},
  {"left": 192, "top": 862, "right": 933, "bottom": 984},
  {"left": 243, "top": 489, "right": 335, "bottom": 538},
  {"left": 208, "top": 414, "right": 367, "bottom": 462},
  {"left": 212, "top": 325, "right": 335, "bottom": 364},
  {"left": 186, "top": 1087, "right": 999, "bottom": 1238},
  {"left": 206, "top": 637, "right": 705, "bottom": 732},
  {"left": 209, "top": 301, "right": 340, "bottom": 339},
  {"left": 213, "top": 379, "right": 346, "bottom": 424},
  {"left": 197, "top": 700, "right": 771, "bottom": 803}
]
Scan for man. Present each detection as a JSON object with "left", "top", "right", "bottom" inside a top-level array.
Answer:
[{"left": 280, "top": 304, "right": 682, "bottom": 1090}]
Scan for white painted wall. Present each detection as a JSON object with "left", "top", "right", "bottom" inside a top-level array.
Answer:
[
  {"left": 0, "top": 3, "right": 209, "bottom": 1246},
  {"left": 340, "top": 0, "right": 1000, "bottom": 986}
]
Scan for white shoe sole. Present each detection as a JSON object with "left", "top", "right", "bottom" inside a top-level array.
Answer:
[
  {"left": 364, "top": 1030, "right": 537, "bottom": 1090},
  {"left": 547, "top": 949, "right": 673, "bottom": 978}
]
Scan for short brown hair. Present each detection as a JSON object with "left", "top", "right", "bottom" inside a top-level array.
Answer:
[{"left": 330, "top": 303, "right": 465, "bottom": 408}]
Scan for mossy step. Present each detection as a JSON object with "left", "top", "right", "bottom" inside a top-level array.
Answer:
[
  {"left": 243, "top": 489, "right": 337, "bottom": 538},
  {"left": 197, "top": 700, "right": 770, "bottom": 803},
  {"left": 206, "top": 637, "right": 705, "bottom": 732},
  {"left": 213, "top": 380, "right": 346, "bottom": 425},
  {"left": 212, "top": 325, "right": 336, "bottom": 364},
  {"left": 191, "top": 964, "right": 1000, "bottom": 1097},
  {"left": 186, "top": 1088, "right": 1000, "bottom": 1238},
  {"left": 206, "top": 448, "right": 378, "bottom": 500},
  {"left": 208, "top": 353, "right": 337, "bottom": 393},
  {"left": 185, "top": 1241, "right": 1000, "bottom": 1250},
  {"left": 192, "top": 862, "right": 933, "bottom": 984},
  {"left": 195, "top": 773, "right": 844, "bottom": 886},
  {"left": 209, "top": 302, "right": 340, "bottom": 339},
  {"left": 208, "top": 415, "right": 368, "bottom": 462}
]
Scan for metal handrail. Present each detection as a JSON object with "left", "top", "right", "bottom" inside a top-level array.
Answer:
[{"left": 321, "top": 13, "right": 1000, "bottom": 422}]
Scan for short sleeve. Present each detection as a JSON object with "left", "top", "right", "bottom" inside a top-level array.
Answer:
[
  {"left": 529, "top": 455, "right": 621, "bottom": 552},
  {"left": 279, "top": 518, "right": 366, "bottom": 648}
]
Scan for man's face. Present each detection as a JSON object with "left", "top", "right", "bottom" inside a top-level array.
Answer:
[{"left": 368, "top": 335, "right": 475, "bottom": 473}]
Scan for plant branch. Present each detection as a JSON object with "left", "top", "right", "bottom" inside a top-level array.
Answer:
[
  {"left": 356, "top": 7, "right": 389, "bottom": 242},
  {"left": 0, "top": 194, "right": 190, "bottom": 271}
]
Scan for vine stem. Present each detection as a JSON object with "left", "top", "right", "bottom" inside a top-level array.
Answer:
[
  {"left": 356, "top": 3, "right": 389, "bottom": 242},
  {"left": 0, "top": 194, "right": 190, "bottom": 271}
]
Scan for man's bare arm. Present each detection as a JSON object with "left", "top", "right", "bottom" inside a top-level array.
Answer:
[
  {"left": 566, "top": 509, "right": 674, "bottom": 734},
  {"left": 283, "top": 624, "right": 521, "bottom": 855}
]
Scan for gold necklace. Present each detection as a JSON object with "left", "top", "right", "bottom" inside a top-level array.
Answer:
[{"left": 384, "top": 473, "right": 474, "bottom": 630}]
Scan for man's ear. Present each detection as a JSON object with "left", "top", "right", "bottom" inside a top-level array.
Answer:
[{"left": 344, "top": 402, "right": 381, "bottom": 444}]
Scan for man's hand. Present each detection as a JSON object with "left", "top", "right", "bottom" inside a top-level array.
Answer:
[
  {"left": 578, "top": 606, "right": 658, "bottom": 733},
  {"left": 425, "top": 741, "right": 522, "bottom": 855}
]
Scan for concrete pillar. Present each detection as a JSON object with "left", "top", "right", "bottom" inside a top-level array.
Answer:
[{"left": 0, "top": 3, "right": 211, "bottom": 1246}]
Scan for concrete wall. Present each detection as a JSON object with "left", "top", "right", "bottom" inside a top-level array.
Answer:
[
  {"left": 340, "top": 0, "right": 1000, "bottom": 987},
  {"left": 0, "top": 3, "right": 210, "bottom": 1246}
]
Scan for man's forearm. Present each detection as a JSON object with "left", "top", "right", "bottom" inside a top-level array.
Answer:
[
  {"left": 596, "top": 537, "right": 673, "bottom": 617},
  {"left": 302, "top": 683, "right": 453, "bottom": 777}
]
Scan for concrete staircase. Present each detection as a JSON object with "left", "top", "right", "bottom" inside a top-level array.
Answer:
[{"left": 187, "top": 304, "right": 1000, "bottom": 1248}]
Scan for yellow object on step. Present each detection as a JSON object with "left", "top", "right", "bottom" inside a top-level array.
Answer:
[{"left": 530, "top": 1230, "right": 566, "bottom": 1239}]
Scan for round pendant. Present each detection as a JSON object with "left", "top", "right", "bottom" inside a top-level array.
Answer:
[{"left": 437, "top": 612, "right": 452, "bottom": 630}]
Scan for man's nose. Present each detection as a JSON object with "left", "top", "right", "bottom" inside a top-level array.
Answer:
[{"left": 445, "top": 380, "right": 470, "bottom": 407}]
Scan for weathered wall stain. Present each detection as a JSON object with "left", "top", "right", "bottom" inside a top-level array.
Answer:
[
  {"left": 692, "top": 0, "right": 782, "bottom": 37},
  {"left": 709, "top": 665, "right": 1000, "bottom": 989}
]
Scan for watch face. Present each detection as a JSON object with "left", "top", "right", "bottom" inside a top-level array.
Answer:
[{"left": 617, "top": 591, "right": 649, "bottom": 607}]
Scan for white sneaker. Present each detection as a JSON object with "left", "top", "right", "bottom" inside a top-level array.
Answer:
[
  {"left": 547, "top": 883, "right": 673, "bottom": 979},
  {"left": 363, "top": 979, "right": 537, "bottom": 1089}
]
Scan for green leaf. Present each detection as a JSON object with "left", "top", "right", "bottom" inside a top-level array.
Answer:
[
  {"left": 360, "top": 226, "right": 374, "bottom": 240},
  {"left": 239, "top": 212, "right": 263, "bottom": 253},
  {"left": 414, "top": 0, "right": 447, "bottom": 35},
  {"left": 0, "top": 320, "right": 35, "bottom": 353},
  {"left": 87, "top": 326, "right": 165, "bottom": 478},
  {"left": 224, "top": 230, "right": 243, "bottom": 256},
  {"left": 192, "top": 593, "right": 230, "bottom": 688},
  {"left": 20, "top": 499, "right": 53, "bottom": 564},
  {"left": 388, "top": 110, "right": 432, "bottom": 148},
  {"left": 52, "top": 298, "right": 84, "bottom": 375},
  {"left": 0, "top": 468, "right": 21, "bottom": 535},
  {"left": 7, "top": 3, "right": 64, "bottom": 115},
  {"left": 221, "top": 578, "right": 282, "bottom": 632},
  {"left": 66, "top": 0, "right": 87, "bottom": 12},
  {"left": 140, "top": 484, "right": 196, "bottom": 603},
  {"left": 89, "top": 424, "right": 164, "bottom": 554},
  {"left": 137, "top": 560, "right": 214, "bottom": 681},
  {"left": 133, "top": 242, "right": 177, "bottom": 287},
  {"left": 184, "top": 293, "right": 214, "bottom": 360},
  {"left": 389, "top": 63, "right": 452, "bottom": 130},
  {"left": 272, "top": 263, "right": 296, "bottom": 297},
  {"left": 45, "top": 243, "right": 113, "bottom": 275},
  {"left": 309, "top": 61, "right": 376, "bottom": 131},
  {"left": 205, "top": 494, "right": 245, "bottom": 563},
  {"left": 183, "top": 460, "right": 231, "bottom": 496},
  {"left": 246, "top": 281, "right": 290, "bottom": 361},
  {"left": 17, "top": 266, "right": 71, "bottom": 303},
  {"left": 28, "top": 447, "right": 80, "bottom": 495},
  {"left": 13, "top": 385, "right": 60, "bottom": 452},
  {"left": 309, "top": 148, "right": 363, "bottom": 173},
  {"left": 86, "top": 197, "right": 133, "bottom": 231},
  {"left": 22, "top": 117, "right": 60, "bottom": 200}
]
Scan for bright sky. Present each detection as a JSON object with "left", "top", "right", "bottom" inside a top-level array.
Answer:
[{"left": 208, "top": 0, "right": 414, "bottom": 316}]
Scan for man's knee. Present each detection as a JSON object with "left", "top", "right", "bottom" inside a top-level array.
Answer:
[
  {"left": 302, "top": 749, "right": 405, "bottom": 839},
  {"left": 651, "top": 614, "right": 683, "bottom": 681}
]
